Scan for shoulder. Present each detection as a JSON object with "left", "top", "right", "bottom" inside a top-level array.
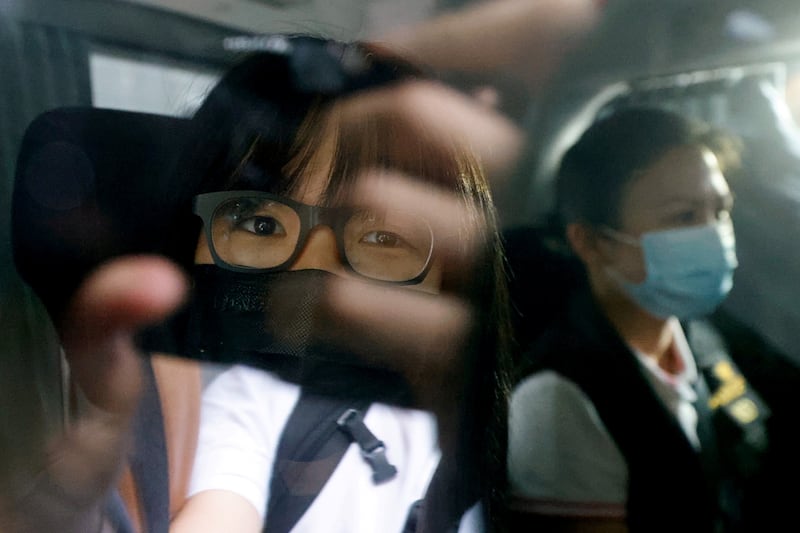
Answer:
[
  {"left": 198, "top": 365, "right": 301, "bottom": 450},
  {"left": 509, "top": 371, "right": 607, "bottom": 451},
  {"left": 508, "top": 371, "right": 628, "bottom": 510},
  {"left": 189, "top": 367, "right": 301, "bottom": 520},
  {"left": 203, "top": 365, "right": 300, "bottom": 406}
]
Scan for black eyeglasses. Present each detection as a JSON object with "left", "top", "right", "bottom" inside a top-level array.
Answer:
[{"left": 194, "top": 191, "right": 435, "bottom": 284}]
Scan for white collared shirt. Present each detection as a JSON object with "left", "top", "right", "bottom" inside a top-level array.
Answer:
[{"left": 631, "top": 318, "right": 700, "bottom": 449}]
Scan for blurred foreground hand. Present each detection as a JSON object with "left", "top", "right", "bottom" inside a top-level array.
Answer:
[{"left": 0, "top": 257, "right": 186, "bottom": 533}]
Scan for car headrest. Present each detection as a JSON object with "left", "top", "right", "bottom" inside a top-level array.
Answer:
[
  {"left": 502, "top": 224, "right": 584, "bottom": 355},
  {"left": 12, "top": 107, "right": 192, "bottom": 324},
  {"left": 727, "top": 76, "right": 800, "bottom": 160}
]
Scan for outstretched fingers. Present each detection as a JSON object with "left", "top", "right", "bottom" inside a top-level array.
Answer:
[
  {"left": 320, "top": 173, "right": 483, "bottom": 414},
  {"left": 2, "top": 256, "right": 187, "bottom": 532},
  {"left": 60, "top": 256, "right": 188, "bottom": 414}
]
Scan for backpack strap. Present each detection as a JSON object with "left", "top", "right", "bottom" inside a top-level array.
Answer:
[
  {"left": 401, "top": 500, "right": 423, "bottom": 533},
  {"left": 335, "top": 408, "right": 398, "bottom": 484},
  {"left": 263, "top": 390, "right": 397, "bottom": 533}
]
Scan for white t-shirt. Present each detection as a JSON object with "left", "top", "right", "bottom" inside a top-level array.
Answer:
[
  {"left": 188, "top": 365, "right": 482, "bottom": 532},
  {"left": 507, "top": 319, "right": 698, "bottom": 518}
]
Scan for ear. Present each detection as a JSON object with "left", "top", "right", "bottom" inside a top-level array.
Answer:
[{"left": 565, "top": 222, "right": 603, "bottom": 266}]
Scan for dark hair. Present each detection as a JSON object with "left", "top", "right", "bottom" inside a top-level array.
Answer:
[
  {"left": 163, "top": 37, "right": 421, "bottom": 266},
  {"left": 173, "top": 35, "right": 512, "bottom": 529},
  {"left": 555, "top": 106, "right": 740, "bottom": 230}
]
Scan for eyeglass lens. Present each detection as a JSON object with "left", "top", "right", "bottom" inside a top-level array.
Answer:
[{"left": 210, "top": 196, "right": 433, "bottom": 282}]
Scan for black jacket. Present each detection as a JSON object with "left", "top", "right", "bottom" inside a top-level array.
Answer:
[{"left": 516, "top": 287, "right": 768, "bottom": 533}]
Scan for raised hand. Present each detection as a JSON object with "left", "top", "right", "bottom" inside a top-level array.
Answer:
[{"left": 0, "top": 257, "right": 186, "bottom": 533}]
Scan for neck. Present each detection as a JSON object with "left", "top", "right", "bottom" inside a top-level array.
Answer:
[{"left": 588, "top": 269, "right": 674, "bottom": 364}]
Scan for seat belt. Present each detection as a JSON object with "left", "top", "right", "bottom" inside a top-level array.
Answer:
[
  {"left": 128, "top": 357, "right": 170, "bottom": 533},
  {"left": 104, "top": 490, "right": 135, "bottom": 533},
  {"left": 262, "top": 389, "right": 397, "bottom": 533}
]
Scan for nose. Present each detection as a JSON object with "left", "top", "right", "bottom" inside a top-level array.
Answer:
[{"left": 290, "top": 225, "right": 349, "bottom": 276}]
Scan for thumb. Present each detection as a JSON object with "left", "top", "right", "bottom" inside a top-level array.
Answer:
[
  {"left": 0, "top": 257, "right": 188, "bottom": 532},
  {"left": 60, "top": 255, "right": 188, "bottom": 414}
]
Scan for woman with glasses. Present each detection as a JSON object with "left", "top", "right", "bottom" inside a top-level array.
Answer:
[{"left": 161, "top": 36, "right": 512, "bottom": 533}]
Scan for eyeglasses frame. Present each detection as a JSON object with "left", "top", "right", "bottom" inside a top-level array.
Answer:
[{"left": 193, "top": 190, "right": 435, "bottom": 285}]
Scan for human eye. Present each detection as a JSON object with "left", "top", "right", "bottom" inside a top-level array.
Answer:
[
  {"left": 352, "top": 209, "right": 422, "bottom": 250},
  {"left": 220, "top": 199, "right": 291, "bottom": 237},
  {"left": 236, "top": 215, "right": 286, "bottom": 236},
  {"left": 359, "top": 230, "right": 407, "bottom": 248},
  {"left": 344, "top": 208, "right": 433, "bottom": 281},
  {"left": 669, "top": 209, "right": 700, "bottom": 226}
]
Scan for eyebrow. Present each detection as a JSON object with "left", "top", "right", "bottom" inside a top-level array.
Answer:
[
  {"left": 217, "top": 198, "right": 273, "bottom": 218},
  {"left": 658, "top": 191, "right": 734, "bottom": 208}
]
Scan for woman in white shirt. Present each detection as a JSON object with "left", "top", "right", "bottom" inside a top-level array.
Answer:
[{"left": 166, "top": 35, "right": 513, "bottom": 533}]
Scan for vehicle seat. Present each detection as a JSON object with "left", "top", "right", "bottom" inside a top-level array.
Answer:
[
  {"left": 502, "top": 223, "right": 583, "bottom": 370},
  {"left": 11, "top": 107, "right": 200, "bottom": 530}
]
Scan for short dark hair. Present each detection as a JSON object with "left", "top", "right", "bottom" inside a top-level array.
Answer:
[
  {"left": 555, "top": 106, "right": 739, "bottom": 229},
  {"left": 171, "top": 35, "right": 513, "bottom": 525}
]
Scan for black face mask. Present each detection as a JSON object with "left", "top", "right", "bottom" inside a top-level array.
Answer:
[{"left": 139, "top": 265, "right": 412, "bottom": 404}]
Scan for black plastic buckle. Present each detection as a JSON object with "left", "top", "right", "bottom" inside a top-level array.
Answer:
[{"left": 337, "top": 408, "right": 398, "bottom": 484}]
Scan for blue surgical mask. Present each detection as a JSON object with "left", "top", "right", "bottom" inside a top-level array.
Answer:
[{"left": 603, "top": 221, "right": 738, "bottom": 319}]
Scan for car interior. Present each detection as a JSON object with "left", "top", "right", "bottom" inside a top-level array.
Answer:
[{"left": 3, "top": 0, "right": 800, "bottom": 529}]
